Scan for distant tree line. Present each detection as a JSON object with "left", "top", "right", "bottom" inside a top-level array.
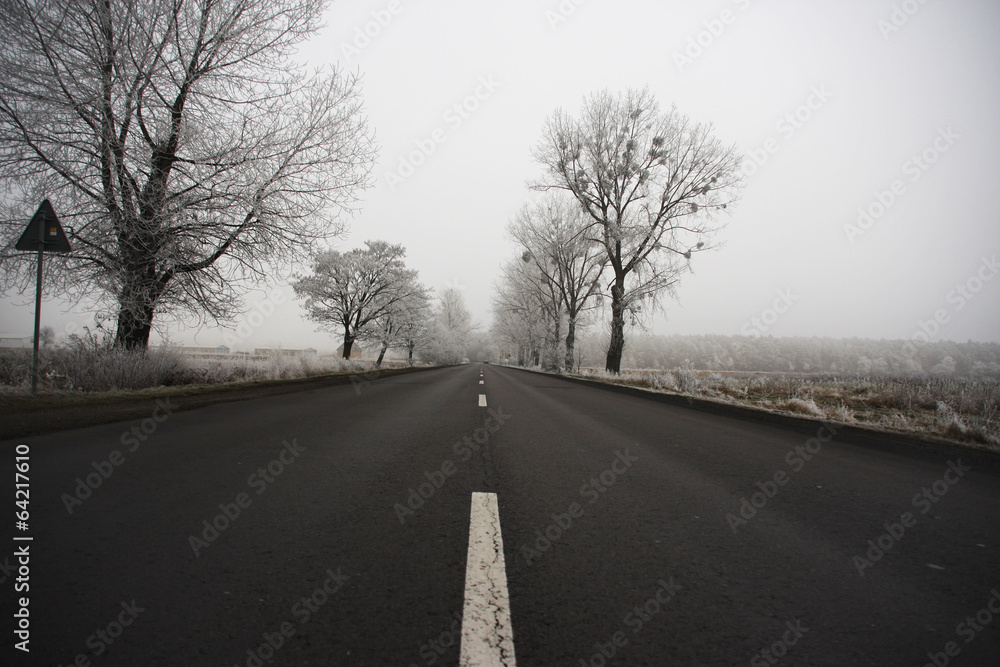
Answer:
[{"left": 573, "top": 333, "right": 1000, "bottom": 377}]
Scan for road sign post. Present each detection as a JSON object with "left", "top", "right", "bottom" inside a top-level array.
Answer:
[
  {"left": 15, "top": 200, "right": 72, "bottom": 395},
  {"left": 30, "top": 220, "right": 44, "bottom": 395}
]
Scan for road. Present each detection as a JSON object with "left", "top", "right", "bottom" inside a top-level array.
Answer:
[{"left": 2, "top": 363, "right": 999, "bottom": 666}]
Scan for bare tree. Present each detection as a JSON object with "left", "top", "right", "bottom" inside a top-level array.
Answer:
[
  {"left": 0, "top": 0, "right": 375, "bottom": 349},
  {"left": 509, "top": 194, "right": 605, "bottom": 371},
  {"left": 533, "top": 88, "right": 742, "bottom": 373},
  {"left": 360, "top": 281, "right": 431, "bottom": 367},
  {"left": 491, "top": 258, "right": 551, "bottom": 367},
  {"left": 519, "top": 252, "right": 563, "bottom": 370},
  {"left": 293, "top": 241, "right": 418, "bottom": 359}
]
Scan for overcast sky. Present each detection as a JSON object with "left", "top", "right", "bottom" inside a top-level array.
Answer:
[{"left": 2, "top": 0, "right": 999, "bottom": 352}]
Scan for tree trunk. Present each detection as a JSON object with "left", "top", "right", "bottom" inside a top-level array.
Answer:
[
  {"left": 605, "top": 278, "right": 626, "bottom": 374},
  {"left": 114, "top": 271, "right": 161, "bottom": 350},
  {"left": 407, "top": 342, "right": 415, "bottom": 366},
  {"left": 565, "top": 315, "right": 577, "bottom": 372},
  {"left": 547, "top": 308, "right": 562, "bottom": 372},
  {"left": 114, "top": 302, "right": 156, "bottom": 350},
  {"left": 341, "top": 332, "right": 354, "bottom": 359},
  {"left": 113, "top": 239, "right": 165, "bottom": 351},
  {"left": 376, "top": 343, "right": 388, "bottom": 368}
]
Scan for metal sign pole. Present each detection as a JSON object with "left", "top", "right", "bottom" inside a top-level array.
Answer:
[{"left": 31, "top": 221, "right": 44, "bottom": 395}]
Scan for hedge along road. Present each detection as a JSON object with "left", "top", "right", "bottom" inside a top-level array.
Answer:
[{"left": 1, "top": 363, "right": 999, "bottom": 666}]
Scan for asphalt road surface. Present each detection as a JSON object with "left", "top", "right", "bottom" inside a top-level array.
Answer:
[{"left": 2, "top": 364, "right": 999, "bottom": 666}]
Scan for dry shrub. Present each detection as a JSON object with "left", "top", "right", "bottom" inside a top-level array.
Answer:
[
  {"left": 0, "top": 333, "right": 378, "bottom": 394},
  {"left": 39, "top": 332, "right": 184, "bottom": 391},
  {"left": 878, "top": 412, "right": 911, "bottom": 430},
  {"left": 831, "top": 403, "right": 856, "bottom": 423},
  {"left": 180, "top": 354, "right": 373, "bottom": 385},
  {"left": 672, "top": 368, "right": 700, "bottom": 394},
  {"left": 780, "top": 398, "right": 825, "bottom": 418}
]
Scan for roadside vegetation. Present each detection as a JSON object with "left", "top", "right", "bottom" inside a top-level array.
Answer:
[
  {"left": 0, "top": 332, "right": 378, "bottom": 396},
  {"left": 573, "top": 367, "right": 1000, "bottom": 449}
]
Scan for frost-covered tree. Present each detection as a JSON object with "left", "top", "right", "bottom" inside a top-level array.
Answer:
[
  {"left": 293, "top": 241, "right": 418, "bottom": 359},
  {"left": 491, "top": 258, "right": 553, "bottom": 367},
  {"left": 533, "top": 88, "right": 742, "bottom": 372},
  {"left": 360, "top": 282, "right": 431, "bottom": 367},
  {"left": 509, "top": 194, "right": 605, "bottom": 370},
  {"left": 399, "top": 301, "right": 434, "bottom": 365},
  {"left": 423, "top": 287, "right": 475, "bottom": 364},
  {"left": 0, "top": 0, "right": 374, "bottom": 349}
]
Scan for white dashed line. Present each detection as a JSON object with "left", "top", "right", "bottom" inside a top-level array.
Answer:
[
  {"left": 478, "top": 394, "right": 487, "bottom": 407},
  {"left": 460, "top": 492, "right": 516, "bottom": 666},
  {"left": 479, "top": 380, "right": 484, "bottom": 385}
]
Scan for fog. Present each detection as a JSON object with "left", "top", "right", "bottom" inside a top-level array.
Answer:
[{"left": 2, "top": 0, "right": 998, "bottom": 352}]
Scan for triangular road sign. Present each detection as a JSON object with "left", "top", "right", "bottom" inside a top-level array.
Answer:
[{"left": 15, "top": 199, "right": 72, "bottom": 253}]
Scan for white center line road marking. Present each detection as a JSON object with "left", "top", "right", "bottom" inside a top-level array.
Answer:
[
  {"left": 479, "top": 394, "right": 487, "bottom": 407},
  {"left": 460, "top": 492, "right": 516, "bottom": 666},
  {"left": 479, "top": 380, "right": 484, "bottom": 385}
]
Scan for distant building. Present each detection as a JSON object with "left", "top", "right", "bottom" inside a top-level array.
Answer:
[
  {"left": 335, "top": 344, "right": 365, "bottom": 359},
  {"left": 0, "top": 334, "right": 33, "bottom": 349},
  {"left": 171, "top": 345, "right": 231, "bottom": 358},
  {"left": 254, "top": 348, "right": 317, "bottom": 358}
]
